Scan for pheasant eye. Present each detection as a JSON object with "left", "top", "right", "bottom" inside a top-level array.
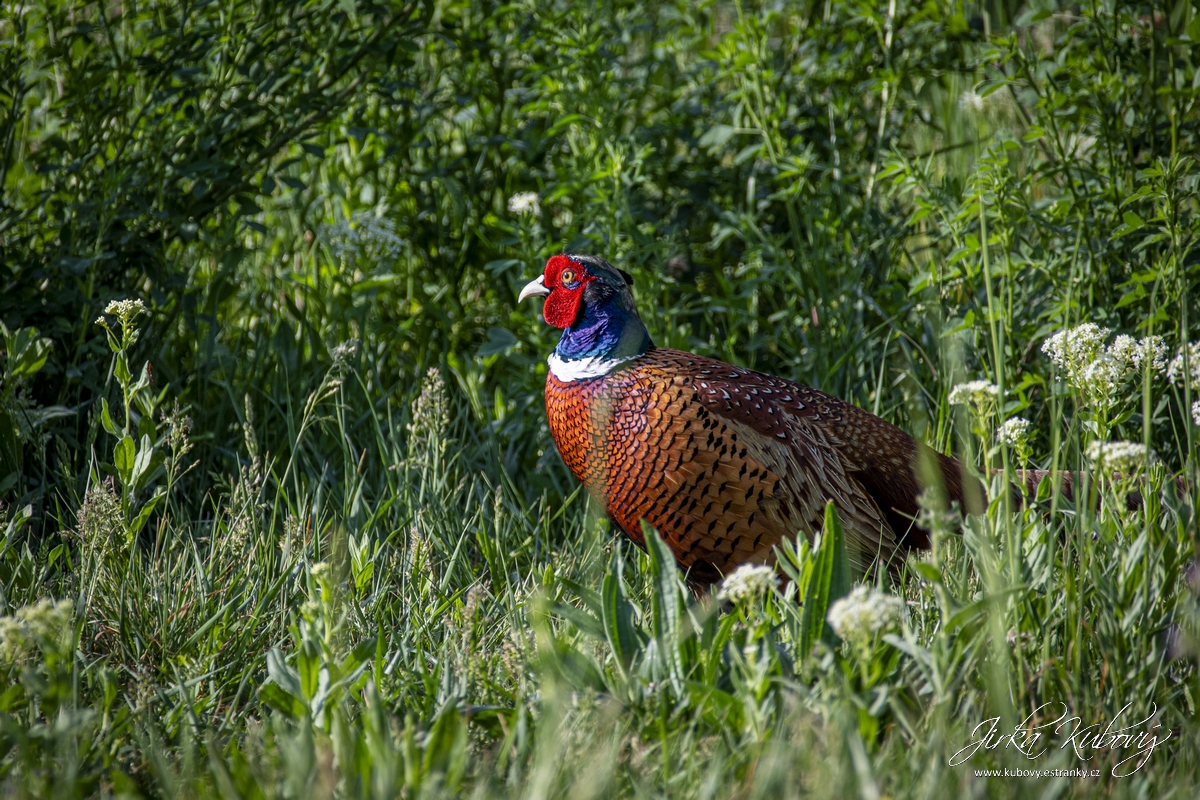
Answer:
[{"left": 560, "top": 268, "right": 576, "bottom": 286}]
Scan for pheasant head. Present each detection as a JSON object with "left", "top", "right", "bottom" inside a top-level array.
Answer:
[{"left": 519, "top": 254, "right": 654, "bottom": 379}]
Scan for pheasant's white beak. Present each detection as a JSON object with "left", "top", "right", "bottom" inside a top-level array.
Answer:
[{"left": 518, "top": 275, "right": 550, "bottom": 302}]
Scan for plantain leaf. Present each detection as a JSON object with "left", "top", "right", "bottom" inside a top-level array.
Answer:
[
  {"left": 642, "top": 519, "right": 686, "bottom": 693},
  {"left": 601, "top": 544, "right": 644, "bottom": 678},
  {"left": 799, "top": 501, "right": 852, "bottom": 659},
  {"left": 114, "top": 436, "right": 136, "bottom": 487}
]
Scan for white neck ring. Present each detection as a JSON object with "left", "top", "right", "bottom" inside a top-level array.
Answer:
[{"left": 547, "top": 352, "right": 641, "bottom": 381}]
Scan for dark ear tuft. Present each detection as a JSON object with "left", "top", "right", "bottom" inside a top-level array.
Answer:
[{"left": 617, "top": 269, "right": 634, "bottom": 287}]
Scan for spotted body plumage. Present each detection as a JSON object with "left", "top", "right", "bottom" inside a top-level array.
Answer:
[
  {"left": 521, "top": 253, "right": 968, "bottom": 583},
  {"left": 544, "top": 348, "right": 963, "bottom": 581}
]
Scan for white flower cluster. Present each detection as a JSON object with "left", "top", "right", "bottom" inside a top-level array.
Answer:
[
  {"left": 996, "top": 417, "right": 1030, "bottom": 447},
  {"left": 1085, "top": 440, "right": 1154, "bottom": 475},
  {"left": 1041, "top": 325, "right": 1166, "bottom": 408},
  {"left": 716, "top": 563, "right": 779, "bottom": 604},
  {"left": 104, "top": 299, "right": 146, "bottom": 318},
  {"left": 948, "top": 380, "right": 1000, "bottom": 417},
  {"left": 321, "top": 212, "right": 405, "bottom": 263},
  {"left": 507, "top": 192, "right": 540, "bottom": 217},
  {"left": 959, "top": 90, "right": 985, "bottom": 111},
  {"left": 948, "top": 380, "right": 1000, "bottom": 406},
  {"left": 1193, "top": 400, "right": 1200, "bottom": 427},
  {"left": 0, "top": 599, "right": 74, "bottom": 661},
  {"left": 1041, "top": 323, "right": 1107, "bottom": 377},
  {"left": 95, "top": 298, "right": 147, "bottom": 328},
  {"left": 827, "top": 585, "right": 905, "bottom": 647},
  {"left": 1167, "top": 342, "right": 1200, "bottom": 390}
]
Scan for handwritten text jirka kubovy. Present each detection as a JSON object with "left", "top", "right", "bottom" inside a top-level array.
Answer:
[{"left": 948, "top": 702, "right": 1171, "bottom": 778}]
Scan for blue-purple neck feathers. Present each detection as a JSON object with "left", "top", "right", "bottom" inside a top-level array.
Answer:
[{"left": 555, "top": 298, "right": 652, "bottom": 363}]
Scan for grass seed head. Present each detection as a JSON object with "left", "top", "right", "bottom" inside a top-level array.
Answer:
[{"left": 75, "top": 481, "right": 123, "bottom": 560}]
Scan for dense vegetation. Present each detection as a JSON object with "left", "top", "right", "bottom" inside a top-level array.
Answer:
[{"left": 2, "top": 0, "right": 1199, "bottom": 795}]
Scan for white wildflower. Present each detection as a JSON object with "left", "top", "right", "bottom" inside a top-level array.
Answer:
[
  {"left": 17, "top": 599, "right": 74, "bottom": 641},
  {"left": 96, "top": 299, "right": 147, "bottom": 343},
  {"left": 1167, "top": 342, "right": 1200, "bottom": 390},
  {"left": 1107, "top": 335, "right": 1139, "bottom": 367},
  {"left": 1042, "top": 323, "right": 1109, "bottom": 381},
  {"left": 948, "top": 380, "right": 1000, "bottom": 406},
  {"left": 827, "top": 585, "right": 905, "bottom": 647},
  {"left": 1042, "top": 325, "right": 1165, "bottom": 409},
  {"left": 1192, "top": 400, "right": 1200, "bottom": 427},
  {"left": 1086, "top": 440, "right": 1154, "bottom": 475},
  {"left": 1079, "top": 353, "right": 1124, "bottom": 401},
  {"left": 103, "top": 299, "right": 146, "bottom": 319},
  {"left": 948, "top": 380, "right": 1001, "bottom": 419},
  {"left": 996, "top": 417, "right": 1030, "bottom": 447},
  {"left": 507, "top": 192, "right": 540, "bottom": 217},
  {"left": 959, "top": 90, "right": 985, "bottom": 111},
  {"left": 1108, "top": 333, "right": 1167, "bottom": 374},
  {"left": 0, "top": 616, "right": 28, "bottom": 661},
  {"left": 1135, "top": 335, "right": 1168, "bottom": 372},
  {"left": 717, "top": 563, "right": 779, "bottom": 604},
  {"left": 321, "top": 212, "right": 405, "bottom": 263},
  {"left": 0, "top": 598, "right": 74, "bottom": 661}
]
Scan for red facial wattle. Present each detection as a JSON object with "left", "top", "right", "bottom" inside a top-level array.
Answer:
[{"left": 541, "top": 255, "right": 594, "bottom": 328}]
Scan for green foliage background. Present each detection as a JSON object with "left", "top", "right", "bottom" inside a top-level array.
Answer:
[{"left": 1, "top": 0, "right": 1199, "bottom": 796}]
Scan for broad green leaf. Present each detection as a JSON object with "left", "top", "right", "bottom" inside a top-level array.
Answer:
[
  {"left": 423, "top": 705, "right": 468, "bottom": 789},
  {"left": 266, "top": 647, "right": 303, "bottom": 701},
  {"left": 698, "top": 124, "right": 736, "bottom": 151},
  {"left": 5, "top": 327, "right": 52, "bottom": 378},
  {"left": 549, "top": 600, "right": 605, "bottom": 639},
  {"left": 799, "top": 502, "right": 851, "bottom": 659},
  {"left": 128, "top": 487, "right": 166, "bottom": 537},
  {"left": 1188, "top": 16, "right": 1200, "bottom": 41},
  {"left": 114, "top": 436, "right": 136, "bottom": 486},
  {"left": 642, "top": 520, "right": 686, "bottom": 693},
  {"left": 258, "top": 682, "right": 307, "bottom": 719},
  {"left": 114, "top": 355, "right": 132, "bottom": 385},
  {"left": 910, "top": 562, "right": 942, "bottom": 584},
  {"left": 601, "top": 545, "right": 644, "bottom": 677}
]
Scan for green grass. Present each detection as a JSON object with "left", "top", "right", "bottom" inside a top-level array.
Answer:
[{"left": 2, "top": 0, "right": 1200, "bottom": 796}]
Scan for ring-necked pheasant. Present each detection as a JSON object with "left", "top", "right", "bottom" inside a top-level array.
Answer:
[{"left": 519, "top": 253, "right": 982, "bottom": 583}]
